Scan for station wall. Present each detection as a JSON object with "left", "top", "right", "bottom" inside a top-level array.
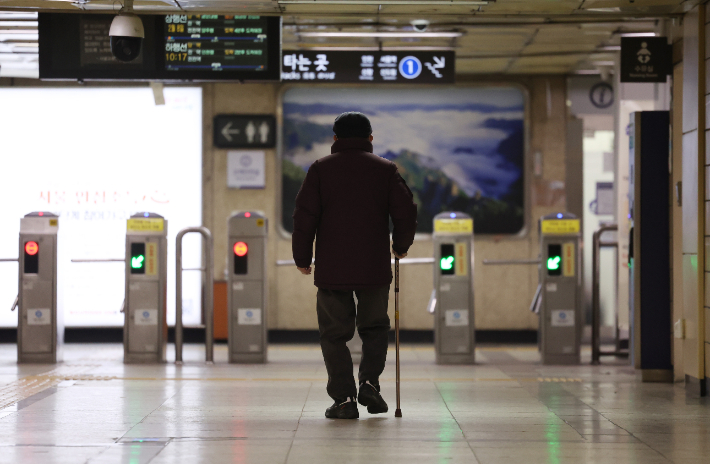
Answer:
[{"left": 201, "top": 76, "right": 569, "bottom": 331}]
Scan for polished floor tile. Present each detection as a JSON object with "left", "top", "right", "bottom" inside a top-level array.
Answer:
[{"left": 0, "top": 343, "right": 706, "bottom": 463}]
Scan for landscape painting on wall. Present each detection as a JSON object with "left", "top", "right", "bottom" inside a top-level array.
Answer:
[{"left": 281, "top": 86, "right": 526, "bottom": 234}]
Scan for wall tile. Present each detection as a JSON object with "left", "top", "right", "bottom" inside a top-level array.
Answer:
[
  {"left": 685, "top": 6, "right": 700, "bottom": 133},
  {"left": 683, "top": 254, "right": 700, "bottom": 377},
  {"left": 683, "top": 131, "right": 699, "bottom": 253}
]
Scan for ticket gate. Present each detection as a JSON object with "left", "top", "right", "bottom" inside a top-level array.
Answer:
[
  {"left": 537, "top": 213, "right": 582, "bottom": 365},
  {"left": 123, "top": 213, "right": 168, "bottom": 363},
  {"left": 430, "top": 212, "right": 475, "bottom": 364},
  {"left": 15, "top": 212, "right": 63, "bottom": 363},
  {"left": 227, "top": 211, "right": 268, "bottom": 363}
]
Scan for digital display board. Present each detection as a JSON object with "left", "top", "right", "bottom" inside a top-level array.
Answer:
[
  {"left": 281, "top": 51, "right": 455, "bottom": 84},
  {"left": 164, "top": 15, "right": 269, "bottom": 73},
  {"left": 39, "top": 13, "right": 281, "bottom": 81}
]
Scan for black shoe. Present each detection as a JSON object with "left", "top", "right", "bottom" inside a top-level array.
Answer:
[
  {"left": 358, "top": 381, "right": 388, "bottom": 414},
  {"left": 325, "top": 398, "right": 359, "bottom": 419}
]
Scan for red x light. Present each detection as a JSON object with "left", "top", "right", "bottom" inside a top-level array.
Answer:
[
  {"left": 25, "top": 241, "right": 39, "bottom": 256},
  {"left": 233, "top": 242, "right": 248, "bottom": 257}
]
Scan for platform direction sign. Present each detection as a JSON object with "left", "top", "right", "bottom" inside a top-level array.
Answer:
[
  {"left": 281, "top": 51, "right": 454, "bottom": 84},
  {"left": 213, "top": 115, "right": 276, "bottom": 149}
]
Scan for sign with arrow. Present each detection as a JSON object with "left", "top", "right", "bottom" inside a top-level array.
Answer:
[
  {"left": 213, "top": 115, "right": 276, "bottom": 149},
  {"left": 281, "top": 51, "right": 454, "bottom": 84}
]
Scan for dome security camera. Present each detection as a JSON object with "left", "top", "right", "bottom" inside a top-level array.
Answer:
[
  {"left": 109, "top": 13, "right": 144, "bottom": 62},
  {"left": 411, "top": 20, "right": 430, "bottom": 32}
]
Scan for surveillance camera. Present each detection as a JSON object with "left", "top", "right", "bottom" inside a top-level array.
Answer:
[
  {"left": 109, "top": 13, "right": 144, "bottom": 62},
  {"left": 411, "top": 20, "right": 430, "bottom": 33}
]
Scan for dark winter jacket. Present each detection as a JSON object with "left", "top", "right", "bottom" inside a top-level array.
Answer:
[{"left": 292, "top": 137, "right": 418, "bottom": 289}]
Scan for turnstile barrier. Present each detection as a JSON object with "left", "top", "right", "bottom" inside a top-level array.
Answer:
[
  {"left": 228, "top": 211, "right": 268, "bottom": 363},
  {"left": 124, "top": 212, "right": 168, "bottom": 363},
  {"left": 17, "top": 212, "right": 62, "bottom": 363},
  {"left": 431, "top": 212, "right": 475, "bottom": 364},
  {"left": 538, "top": 212, "right": 582, "bottom": 365}
]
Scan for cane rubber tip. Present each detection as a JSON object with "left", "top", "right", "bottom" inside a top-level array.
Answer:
[{"left": 395, "top": 409, "right": 402, "bottom": 418}]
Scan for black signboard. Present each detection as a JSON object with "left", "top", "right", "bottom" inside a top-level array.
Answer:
[
  {"left": 620, "top": 37, "right": 672, "bottom": 83},
  {"left": 281, "top": 51, "right": 455, "bottom": 84},
  {"left": 39, "top": 13, "right": 281, "bottom": 81},
  {"left": 213, "top": 115, "right": 276, "bottom": 148},
  {"left": 80, "top": 17, "right": 143, "bottom": 66}
]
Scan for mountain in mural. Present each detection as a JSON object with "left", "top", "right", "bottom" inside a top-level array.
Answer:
[{"left": 282, "top": 145, "right": 523, "bottom": 234}]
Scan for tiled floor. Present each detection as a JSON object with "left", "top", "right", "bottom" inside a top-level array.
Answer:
[{"left": 0, "top": 343, "right": 707, "bottom": 463}]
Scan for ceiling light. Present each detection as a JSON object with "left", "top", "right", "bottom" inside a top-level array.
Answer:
[
  {"left": 297, "top": 31, "right": 463, "bottom": 38},
  {"left": 280, "top": 0, "right": 488, "bottom": 4},
  {"left": 293, "top": 46, "right": 456, "bottom": 51},
  {"left": 618, "top": 32, "right": 656, "bottom": 37}
]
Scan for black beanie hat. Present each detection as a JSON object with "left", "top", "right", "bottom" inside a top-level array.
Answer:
[{"left": 333, "top": 112, "right": 372, "bottom": 139}]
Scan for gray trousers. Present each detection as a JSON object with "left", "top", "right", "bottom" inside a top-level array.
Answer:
[{"left": 316, "top": 286, "right": 390, "bottom": 401}]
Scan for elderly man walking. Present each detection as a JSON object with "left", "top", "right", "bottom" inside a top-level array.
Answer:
[{"left": 292, "top": 112, "right": 418, "bottom": 419}]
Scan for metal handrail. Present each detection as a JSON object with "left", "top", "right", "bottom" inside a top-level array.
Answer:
[
  {"left": 276, "top": 257, "right": 435, "bottom": 266},
  {"left": 591, "top": 224, "right": 627, "bottom": 365},
  {"left": 10, "top": 295, "right": 18, "bottom": 312},
  {"left": 0, "top": 258, "right": 18, "bottom": 262},
  {"left": 175, "top": 226, "right": 214, "bottom": 364},
  {"left": 483, "top": 259, "right": 540, "bottom": 265},
  {"left": 71, "top": 259, "right": 124, "bottom": 263}
]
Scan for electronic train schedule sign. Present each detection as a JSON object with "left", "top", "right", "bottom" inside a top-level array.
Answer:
[
  {"left": 281, "top": 51, "right": 455, "bottom": 84},
  {"left": 162, "top": 15, "right": 281, "bottom": 80},
  {"left": 39, "top": 13, "right": 281, "bottom": 81}
]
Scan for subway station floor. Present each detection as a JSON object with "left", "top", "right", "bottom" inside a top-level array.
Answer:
[{"left": 0, "top": 344, "right": 707, "bottom": 464}]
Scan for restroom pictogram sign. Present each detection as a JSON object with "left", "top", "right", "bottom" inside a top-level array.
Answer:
[{"left": 620, "top": 37, "right": 671, "bottom": 83}]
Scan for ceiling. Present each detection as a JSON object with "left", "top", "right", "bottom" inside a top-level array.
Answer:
[{"left": 0, "top": 0, "right": 693, "bottom": 78}]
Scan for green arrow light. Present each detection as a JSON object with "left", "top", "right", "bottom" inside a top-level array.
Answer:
[
  {"left": 547, "top": 256, "right": 561, "bottom": 271},
  {"left": 131, "top": 255, "right": 145, "bottom": 269},
  {"left": 440, "top": 256, "right": 454, "bottom": 270}
]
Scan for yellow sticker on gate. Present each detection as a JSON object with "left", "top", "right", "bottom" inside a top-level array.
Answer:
[
  {"left": 455, "top": 242, "right": 468, "bottom": 276},
  {"left": 146, "top": 242, "right": 158, "bottom": 276},
  {"left": 49, "top": 219, "right": 58, "bottom": 227},
  {"left": 563, "top": 242, "right": 575, "bottom": 277},
  {"left": 256, "top": 219, "right": 265, "bottom": 227},
  {"left": 127, "top": 218, "right": 164, "bottom": 232},
  {"left": 541, "top": 219, "right": 580, "bottom": 235},
  {"left": 434, "top": 218, "right": 473, "bottom": 234}
]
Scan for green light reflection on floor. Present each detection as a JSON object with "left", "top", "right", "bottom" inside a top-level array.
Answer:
[
  {"left": 546, "top": 415, "right": 561, "bottom": 464},
  {"left": 436, "top": 386, "right": 462, "bottom": 463}
]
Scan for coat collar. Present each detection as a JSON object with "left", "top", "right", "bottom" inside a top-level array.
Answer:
[{"left": 331, "top": 138, "right": 373, "bottom": 154}]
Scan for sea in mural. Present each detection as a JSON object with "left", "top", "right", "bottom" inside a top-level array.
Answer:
[{"left": 281, "top": 87, "right": 525, "bottom": 234}]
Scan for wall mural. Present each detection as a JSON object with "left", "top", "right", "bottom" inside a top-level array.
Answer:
[{"left": 281, "top": 86, "right": 526, "bottom": 234}]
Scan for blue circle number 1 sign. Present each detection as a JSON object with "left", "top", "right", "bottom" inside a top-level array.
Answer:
[{"left": 399, "top": 56, "right": 422, "bottom": 79}]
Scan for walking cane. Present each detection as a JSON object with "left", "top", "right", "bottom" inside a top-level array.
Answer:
[{"left": 394, "top": 257, "right": 402, "bottom": 418}]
